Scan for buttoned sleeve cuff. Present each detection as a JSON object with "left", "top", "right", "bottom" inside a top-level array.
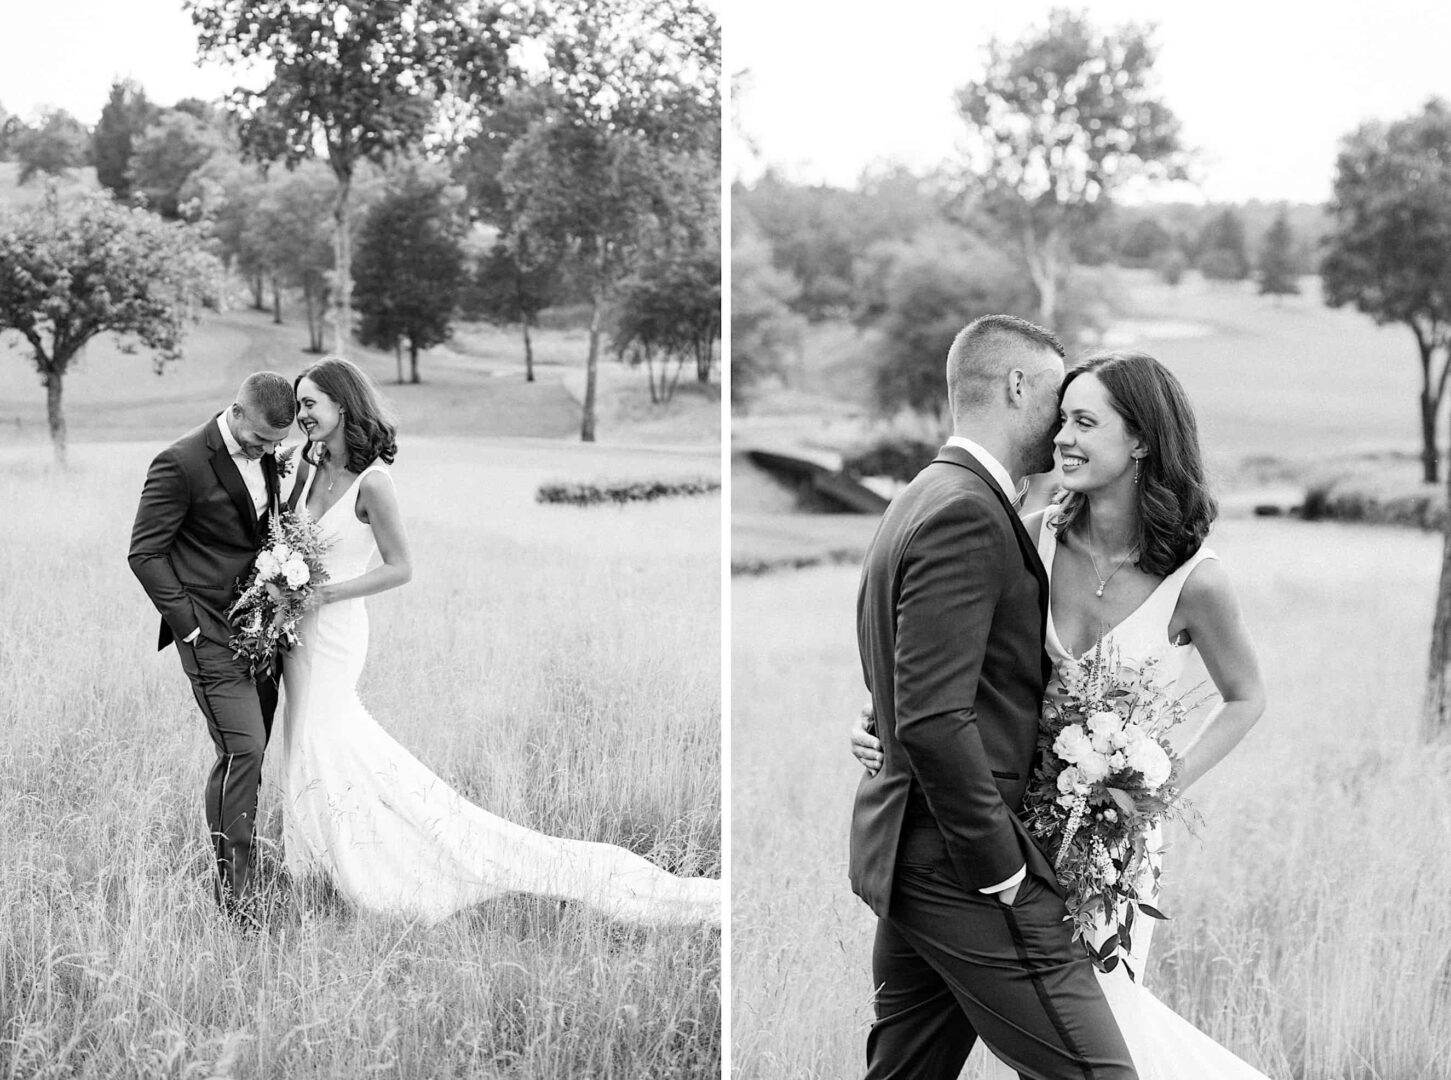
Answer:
[{"left": 979, "top": 865, "right": 1026, "bottom": 895}]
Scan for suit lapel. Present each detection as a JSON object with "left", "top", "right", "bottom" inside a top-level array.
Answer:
[
  {"left": 933, "top": 445, "right": 1053, "bottom": 677},
  {"left": 207, "top": 416, "right": 260, "bottom": 545}
]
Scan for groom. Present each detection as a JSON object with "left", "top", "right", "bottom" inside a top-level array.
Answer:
[
  {"left": 128, "top": 372, "right": 308, "bottom": 918},
  {"left": 851, "top": 315, "right": 1135, "bottom": 1078}
]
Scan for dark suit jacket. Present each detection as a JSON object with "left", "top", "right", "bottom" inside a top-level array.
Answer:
[
  {"left": 849, "top": 443, "right": 1059, "bottom": 917},
  {"left": 128, "top": 415, "right": 308, "bottom": 650}
]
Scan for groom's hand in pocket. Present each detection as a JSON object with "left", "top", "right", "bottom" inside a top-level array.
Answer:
[{"left": 850, "top": 704, "right": 883, "bottom": 775}]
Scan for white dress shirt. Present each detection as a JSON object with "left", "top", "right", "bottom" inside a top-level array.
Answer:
[
  {"left": 943, "top": 433, "right": 1027, "bottom": 898},
  {"left": 217, "top": 413, "right": 269, "bottom": 518}
]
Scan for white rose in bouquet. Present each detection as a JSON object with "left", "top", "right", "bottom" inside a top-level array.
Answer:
[
  {"left": 273, "top": 543, "right": 295, "bottom": 565},
  {"left": 1076, "top": 752, "right": 1111, "bottom": 784},
  {"left": 283, "top": 558, "right": 311, "bottom": 589},
  {"left": 255, "top": 550, "right": 281, "bottom": 579},
  {"left": 1126, "top": 739, "right": 1173, "bottom": 790},
  {"left": 1053, "top": 724, "right": 1094, "bottom": 765},
  {"left": 1086, "top": 711, "right": 1123, "bottom": 753},
  {"left": 1056, "top": 765, "right": 1088, "bottom": 795}
]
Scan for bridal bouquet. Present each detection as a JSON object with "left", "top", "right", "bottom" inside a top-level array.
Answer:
[
  {"left": 1022, "top": 642, "right": 1201, "bottom": 978},
  {"left": 226, "top": 511, "right": 331, "bottom": 679}
]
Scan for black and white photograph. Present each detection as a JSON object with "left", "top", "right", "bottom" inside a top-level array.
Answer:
[
  {"left": 0, "top": 1, "right": 721, "bottom": 1076},
  {"left": 732, "top": 2, "right": 1451, "bottom": 1078}
]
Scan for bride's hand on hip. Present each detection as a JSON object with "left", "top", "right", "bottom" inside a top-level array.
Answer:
[{"left": 851, "top": 704, "right": 883, "bottom": 775}]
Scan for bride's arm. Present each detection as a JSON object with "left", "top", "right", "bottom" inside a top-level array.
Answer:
[
  {"left": 1174, "top": 559, "right": 1266, "bottom": 792},
  {"left": 315, "top": 471, "right": 413, "bottom": 604}
]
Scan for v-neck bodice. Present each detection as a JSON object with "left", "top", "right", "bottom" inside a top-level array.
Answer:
[
  {"left": 1037, "top": 512, "right": 1216, "bottom": 691},
  {"left": 302, "top": 462, "right": 389, "bottom": 582}
]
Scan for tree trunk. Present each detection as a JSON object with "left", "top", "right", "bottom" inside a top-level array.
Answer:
[
  {"left": 250, "top": 273, "right": 265, "bottom": 311},
  {"left": 1425, "top": 447, "right": 1451, "bottom": 739},
  {"left": 665, "top": 355, "right": 686, "bottom": 403},
  {"left": 409, "top": 340, "right": 420, "bottom": 384},
  {"left": 581, "top": 286, "right": 602, "bottom": 442},
  {"left": 272, "top": 278, "right": 282, "bottom": 325},
  {"left": 331, "top": 168, "right": 353, "bottom": 355},
  {"left": 395, "top": 340, "right": 404, "bottom": 385},
  {"left": 45, "top": 366, "right": 66, "bottom": 467},
  {"left": 523, "top": 321, "right": 535, "bottom": 383},
  {"left": 1422, "top": 387, "right": 1440, "bottom": 485}
]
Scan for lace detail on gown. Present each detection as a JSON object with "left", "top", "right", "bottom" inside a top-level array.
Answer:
[
  {"left": 969, "top": 514, "right": 1269, "bottom": 1079},
  {"left": 279, "top": 463, "right": 719, "bottom": 927}
]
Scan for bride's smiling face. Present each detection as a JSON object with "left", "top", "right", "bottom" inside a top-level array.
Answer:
[
  {"left": 295, "top": 377, "right": 343, "bottom": 443},
  {"left": 1054, "top": 373, "right": 1144, "bottom": 494}
]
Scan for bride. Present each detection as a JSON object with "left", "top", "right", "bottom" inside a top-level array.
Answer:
[
  {"left": 851, "top": 350, "right": 1268, "bottom": 1076},
  {"left": 278, "top": 356, "right": 719, "bottom": 927}
]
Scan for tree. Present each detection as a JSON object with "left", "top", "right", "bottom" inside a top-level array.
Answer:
[
  {"left": 1256, "top": 209, "right": 1300, "bottom": 299},
  {"left": 0, "top": 192, "right": 221, "bottom": 463},
  {"left": 467, "top": 238, "right": 562, "bottom": 382},
  {"left": 1321, "top": 99, "right": 1451, "bottom": 486},
  {"left": 254, "top": 162, "right": 338, "bottom": 351},
  {"left": 1196, "top": 207, "right": 1250, "bottom": 280},
  {"left": 611, "top": 248, "right": 720, "bottom": 402},
  {"left": 731, "top": 221, "right": 803, "bottom": 407},
  {"left": 130, "top": 110, "right": 225, "bottom": 218},
  {"left": 92, "top": 80, "right": 155, "bottom": 199},
  {"left": 867, "top": 229, "right": 1037, "bottom": 418},
  {"left": 952, "top": 8, "right": 1186, "bottom": 331},
  {"left": 1117, "top": 218, "right": 1174, "bottom": 267},
  {"left": 14, "top": 110, "right": 90, "bottom": 184},
  {"left": 456, "top": 83, "right": 566, "bottom": 381},
  {"left": 181, "top": 151, "right": 271, "bottom": 309},
  {"left": 186, "top": 0, "right": 519, "bottom": 354},
  {"left": 353, "top": 168, "right": 467, "bottom": 382},
  {"left": 501, "top": 0, "right": 720, "bottom": 441}
]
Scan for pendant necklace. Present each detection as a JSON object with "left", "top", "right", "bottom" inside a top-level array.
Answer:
[{"left": 1086, "top": 519, "right": 1138, "bottom": 598}]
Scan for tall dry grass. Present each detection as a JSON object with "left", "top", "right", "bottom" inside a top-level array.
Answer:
[
  {"left": 0, "top": 438, "right": 720, "bottom": 1079},
  {"left": 732, "top": 517, "right": 1451, "bottom": 1079}
]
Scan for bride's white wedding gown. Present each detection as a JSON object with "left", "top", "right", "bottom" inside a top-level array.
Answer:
[
  {"left": 971, "top": 520, "right": 1269, "bottom": 1079},
  {"left": 278, "top": 463, "right": 719, "bottom": 927}
]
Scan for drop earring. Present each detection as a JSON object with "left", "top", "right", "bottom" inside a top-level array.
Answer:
[{"left": 1133, "top": 457, "right": 1142, "bottom": 485}]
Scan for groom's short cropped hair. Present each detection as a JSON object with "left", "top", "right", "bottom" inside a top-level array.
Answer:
[
  {"left": 946, "top": 314, "right": 1065, "bottom": 414},
  {"left": 237, "top": 372, "right": 297, "bottom": 430}
]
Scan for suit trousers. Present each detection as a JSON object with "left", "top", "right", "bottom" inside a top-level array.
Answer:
[
  {"left": 177, "top": 635, "right": 278, "bottom": 907},
  {"left": 865, "top": 824, "right": 1137, "bottom": 1080}
]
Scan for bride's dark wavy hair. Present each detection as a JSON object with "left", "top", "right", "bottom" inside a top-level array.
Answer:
[
  {"left": 1053, "top": 350, "right": 1216, "bottom": 577},
  {"left": 294, "top": 357, "right": 398, "bottom": 474}
]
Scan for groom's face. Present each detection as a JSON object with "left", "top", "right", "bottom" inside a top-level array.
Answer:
[
  {"left": 229, "top": 403, "right": 292, "bottom": 460},
  {"left": 1021, "top": 353, "right": 1066, "bottom": 476}
]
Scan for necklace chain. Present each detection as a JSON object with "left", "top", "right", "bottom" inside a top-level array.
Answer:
[{"left": 1086, "top": 519, "right": 1138, "bottom": 598}]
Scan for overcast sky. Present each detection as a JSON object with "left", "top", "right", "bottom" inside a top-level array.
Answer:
[
  {"left": 5, "top": 1, "right": 1447, "bottom": 206},
  {"left": 729, "top": 0, "right": 1451, "bottom": 204},
  {"left": 0, "top": 0, "right": 243, "bottom": 124}
]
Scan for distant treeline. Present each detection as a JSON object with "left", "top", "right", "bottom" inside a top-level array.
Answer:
[{"left": 734, "top": 169, "right": 1324, "bottom": 325}]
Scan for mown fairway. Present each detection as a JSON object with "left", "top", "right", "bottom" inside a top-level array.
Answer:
[{"left": 0, "top": 434, "right": 721, "bottom": 1079}]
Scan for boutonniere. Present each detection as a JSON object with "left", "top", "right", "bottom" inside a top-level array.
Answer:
[{"left": 273, "top": 445, "right": 298, "bottom": 480}]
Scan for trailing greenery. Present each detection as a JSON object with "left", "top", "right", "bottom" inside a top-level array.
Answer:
[{"left": 537, "top": 477, "right": 721, "bottom": 507}]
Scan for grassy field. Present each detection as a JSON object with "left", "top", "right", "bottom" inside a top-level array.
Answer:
[
  {"left": 0, "top": 436, "right": 721, "bottom": 1078},
  {"left": 732, "top": 516, "right": 1451, "bottom": 1079}
]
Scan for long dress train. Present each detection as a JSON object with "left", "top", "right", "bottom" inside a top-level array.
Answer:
[
  {"left": 279, "top": 463, "right": 719, "bottom": 927},
  {"left": 971, "top": 518, "right": 1268, "bottom": 1078}
]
